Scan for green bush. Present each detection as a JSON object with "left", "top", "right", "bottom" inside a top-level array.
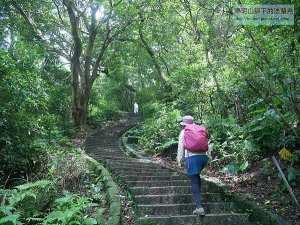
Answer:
[
  {"left": 0, "top": 180, "right": 57, "bottom": 224},
  {"left": 47, "top": 149, "right": 90, "bottom": 193},
  {"left": 245, "top": 109, "right": 296, "bottom": 152},
  {"left": 43, "top": 193, "right": 98, "bottom": 225},
  {"left": 0, "top": 147, "right": 108, "bottom": 225},
  {"left": 136, "top": 104, "right": 181, "bottom": 154},
  {"left": 141, "top": 102, "right": 161, "bottom": 119},
  {"left": 88, "top": 97, "right": 121, "bottom": 126},
  {"left": 0, "top": 187, "right": 99, "bottom": 225},
  {"left": 206, "top": 117, "right": 260, "bottom": 166},
  {"left": 0, "top": 50, "right": 48, "bottom": 184},
  {"left": 0, "top": 49, "right": 73, "bottom": 186}
]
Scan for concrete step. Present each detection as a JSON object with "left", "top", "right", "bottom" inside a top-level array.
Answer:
[
  {"left": 137, "top": 213, "right": 251, "bottom": 225},
  {"left": 85, "top": 144, "right": 119, "bottom": 148},
  {"left": 107, "top": 160, "right": 162, "bottom": 168},
  {"left": 111, "top": 164, "right": 169, "bottom": 171},
  {"left": 134, "top": 193, "right": 222, "bottom": 204},
  {"left": 88, "top": 152, "right": 128, "bottom": 158},
  {"left": 113, "top": 166, "right": 174, "bottom": 173},
  {"left": 127, "top": 179, "right": 191, "bottom": 187},
  {"left": 85, "top": 146, "right": 121, "bottom": 151},
  {"left": 131, "top": 186, "right": 216, "bottom": 195},
  {"left": 86, "top": 137, "right": 116, "bottom": 140},
  {"left": 86, "top": 138, "right": 117, "bottom": 142},
  {"left": 138, "top": 202, "right": 234, "bottom": 216},
  {"left": 96, "top": 155, "right": 136, "bottom": 161},
  {"left": 123, "top": 175, "right": 189, "bottom": 182},
  {"left": 119, "top": 170, "right": 180, "bottom": 177}
]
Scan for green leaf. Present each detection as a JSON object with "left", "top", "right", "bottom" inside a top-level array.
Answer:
[
  {"left": 0, "top": 213, "right": 22, "bottom": 225},
  {"left": 43, "top": 211, "right": 65, "bottom": 224},
  {"left": 9, "top": 191, "right": 36, "bottom": 206},
  {"left": 287, "top": 167, "right": 298, "bottom": 182},
  {"left": 55, "top": 195, "right": 74, "bottom": 205},
  {"left": 83, "top": 218, "right": 97, "bottom": 225},
  {"left": 222, "top": 161, "right": 249, "bottom": 175},
  {"left": 273, "top": 98, "right": 281, "bottom": 106},
  {"left": 15, "top": 180, "right": 52, "bottom": 191},
  {"left": 222, "top": 164, "right": 238, "bottom": 175},
  {"left": 49, "top": 165, "right": 55, "bottom": 175},
  {"left": 249, "top": 108, "right": 267, "bottom": 115},
  {"left": 239, "top": 161, "right": 249, "bottom": 172},
  {"left": 94, "top": 208, "right": 106, "bottom": 224}
]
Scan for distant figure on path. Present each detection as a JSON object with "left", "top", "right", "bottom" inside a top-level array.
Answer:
[
  {"left": 133, "top": 101, "right": 139, "bottom": 114},
  {"left": 177, "top": 115, "right": 209, "bottom": 216}
]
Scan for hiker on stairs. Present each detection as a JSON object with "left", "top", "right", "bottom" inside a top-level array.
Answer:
[{"left": 177, "top": 115, "right": 209, "bottom": 216}]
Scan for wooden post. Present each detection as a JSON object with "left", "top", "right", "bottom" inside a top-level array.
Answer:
[{"left": 271, "top": 156, "right": 300, "bottom": 212}]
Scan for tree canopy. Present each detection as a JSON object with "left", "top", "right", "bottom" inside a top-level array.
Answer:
[{"left": 1, "top": 0, "right": 299, "bottom": 223}]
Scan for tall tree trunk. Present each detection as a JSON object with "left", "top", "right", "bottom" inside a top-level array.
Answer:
[
  {"left": 79, "top": 87, "right": 91, "bottom": 128},
  {"left": 63, "top": 0, "right": 83, "bottom": 128},
  {"left": 71, "top": 65, "right": 81, "bottom": 128}
]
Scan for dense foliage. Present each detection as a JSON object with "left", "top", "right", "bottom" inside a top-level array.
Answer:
[
  {"left": 0, "top": 149, "right": 108, "bottom": 225},
  {"left": 1, "top": 0, "right": 300, "bottom": 223},
  {"left": 0, "top": 47, "right": 72, "bottom": 185}
]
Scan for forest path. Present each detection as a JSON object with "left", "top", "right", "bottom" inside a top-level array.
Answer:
[{"left": 84, "top": 116, "right": 254, "bottom": 225}]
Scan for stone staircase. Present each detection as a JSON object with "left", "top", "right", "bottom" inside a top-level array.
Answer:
[{"left": 85, "top": 117, "right": 254, "bottom": 225}]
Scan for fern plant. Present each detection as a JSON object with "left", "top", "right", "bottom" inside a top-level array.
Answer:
[
  {"left": 43, "top": 193, "right": 98, "bottom": 225},
  {"left": 0, "top": 180, "right": 54, "bottom": 225},
  {"left": 0, "top": 205, "right": 22, "bottom": 225}
]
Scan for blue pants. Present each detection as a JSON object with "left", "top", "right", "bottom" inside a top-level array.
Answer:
[
  {"left": 189, "top": 174, "right": 202, "bottom": 208},
  {"left": 185, "top": 155, "right": 208, "bottom": 208}
]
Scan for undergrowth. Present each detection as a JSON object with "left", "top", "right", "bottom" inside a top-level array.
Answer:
[{"left": 0, "top": 146, "right": 108, "bottom": 225}]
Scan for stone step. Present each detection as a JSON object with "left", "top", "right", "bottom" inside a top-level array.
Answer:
[
  {"left": 129, "top": 180, "right": 221, "bottom": 191},
  {"left": 119, "top": 170, "right": 180, "bottom": 177},
  {"left": 135, "top": 193, "right": 222, "bottom": 205},
  {"left": 131, "top": 186, "right": 216, "bottom": 195},
  {"left": 86, "top": 142, "right": 117, "bottom": 145},
  {"left": 127, "top": 179, "right": 191, "bottom": 187},
  {"left": 138, "top": 202, "right": 235, "bottom": 216},
  {"left": 94, "top": 156, "right": 138, "bottom": 162},
  {"left": 111, "top": 164, "right": 168, "bottom": 171},
  {"left": 107, "top": 160, "right": 160, "bottom": 168},
  {"left": 86, "top": 136, "right": 116, "bottom": 140},
  {"left": 88, "top": 150, "right": 126, "bottom": 155},
  {"left": 85, "top": 138, "right": 117, "bottom": 142},
  {"left": 85, "top": 146, "right": 120, "bottom": 150},
  {"left": 134, "top": 193, "right": 222, "bottom": 204},
  {"left": 128, "top": 182, "right": 215, "bottom": 192},
  {"left": 85, "top": 144, "right": 118, "bottom": 148},
  {"left": 109, "top": 162, "right": 175, "bottom": 171},
  {"left": 88, "top": 152, "right": 128, "bottom": 158},
  {"left": 86, "top": 142, "right": 118, "bottom": 146},
  {"left": 86, "top": 138, "right": 117, "bottom": 142},
  {"left": 137, "top": 213, "right": 251, "bottom": 225},
  {"left": 123, "top": 175, "right": 189, "bottom": 182},
  {"left": 113, "top": 166, "right": 174, "bottom": 173}
]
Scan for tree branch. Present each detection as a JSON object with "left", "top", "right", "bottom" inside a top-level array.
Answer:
[
  {"left": 84, "top": 4, "right": 99, "bottom": 85},
  {"left": 11, "top": 1, "right": 47, "bottom": 43},
  {"left": 12, "top": 1, "right": 70, "bottom": 61},
  {"left": 138, "top": 19, "right": 168, "bottom": 86}
]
